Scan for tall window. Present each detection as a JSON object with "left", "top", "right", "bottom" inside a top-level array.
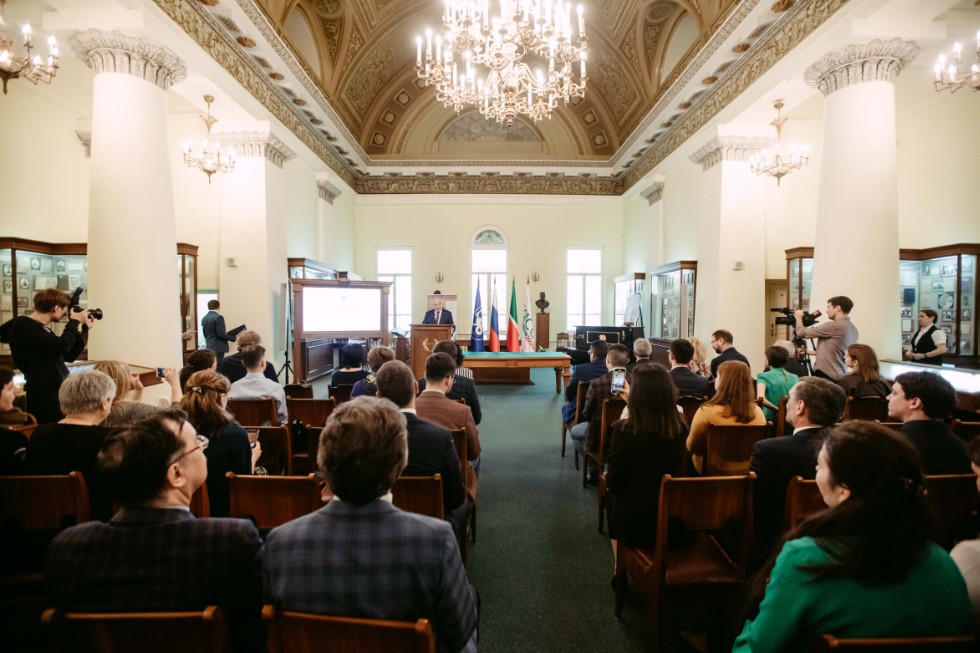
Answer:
[
  {"left": 377, "top": 249, "right": 412, "bottom": 332},
  {"left": 471, "top": 228, "right": 508, "bottom": 337},
  {"left": 567, "top": 249, "right": 601, "bottom": 330}
]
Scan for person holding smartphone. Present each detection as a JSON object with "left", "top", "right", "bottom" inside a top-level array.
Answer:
[{"left": 569, "top": 343, "right": 631, "bottom": 484}]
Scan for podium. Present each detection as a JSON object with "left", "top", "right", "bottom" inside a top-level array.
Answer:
[{"left": 410, "top": 324, "right": 453, "bottom": 379}]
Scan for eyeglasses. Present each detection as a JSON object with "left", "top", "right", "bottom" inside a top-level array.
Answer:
[{"left": 171, "top": 434, "right": 209, "bottom": 465}]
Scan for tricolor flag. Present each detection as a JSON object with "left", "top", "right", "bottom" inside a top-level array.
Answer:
[
  {"left": 506, "top": 277, "right": 521, "bottom": 352},
  {"left": 488, "top": 277, "right": 501, "bottom": 352},
  {"left": 521, "top": 276, "right": 535, "bottom": 352},
  {"left": 470, "top": 279, "right": 485, "bottom": 352}
]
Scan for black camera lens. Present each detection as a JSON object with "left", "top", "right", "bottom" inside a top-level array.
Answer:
[{"left": 90, "top": 308, "right": 104, "bottom": 320}]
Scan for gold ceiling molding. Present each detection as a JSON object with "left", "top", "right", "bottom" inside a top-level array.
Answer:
[{"left": 353, "top": 175, "right": 623, "bottom": 196}]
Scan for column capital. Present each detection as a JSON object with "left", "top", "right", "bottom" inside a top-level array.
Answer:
[
  {"left": 216, "top": 132, "right": 297, "bottom": 169},
  {"left": 689, "top": 136, "right": 772, "bottom": 172},
  {"left": 75, "top": 130, "right": 92, "bottom": 158},
  {"left": 69, "top": 30, "right": 186, "bottom": 91},
  {"left": 317, "top": 180, "right": 342, "bottom": 204},
  {"left": 640, "top": 182, "right": 665, "bottom": 205},
  {"left": 805, "top": 39, "right": 919, "bottom": 96}
]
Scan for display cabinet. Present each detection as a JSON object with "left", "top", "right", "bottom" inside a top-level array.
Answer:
[
  {"left": 614, "top": 272, "right": 645, "bottom": 327},
  {"left": 786, "top": 248, "right": 815, "bottom": 312},
  {"left": 177, "top": 244, "right": 199, "bottom": 356},
  {"left": 648, "top": 261, "right": 697, "bottom": 341},
  {"left": 288, "top": 258, "right": 338, "bottom": 280}
]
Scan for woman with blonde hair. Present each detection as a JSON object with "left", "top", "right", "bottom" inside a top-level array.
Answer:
[
  {"left": 94, "top": 360, "right": 181, "bottom": 427},
  {"left": 839, "top": 343, "right": 891, "bottom": 399},
  {"left": 180, "top": 370, "right": 261, "bottom": 516},
  {"left": 687, "top": 337, "right": 711, "bottom": 378},
  {"left": 686, "top": 360, "right": 766, "bottom": 473}
]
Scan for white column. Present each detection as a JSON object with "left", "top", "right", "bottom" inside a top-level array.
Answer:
[
  {"left": 691, "top": 137, "right": 770, "bottom": 370},
  {"left": 805, "top": 39, "right": 919, "bottom": 359},
  {"left": 70, "top": 30, "right": 187, "bottom": 368}
]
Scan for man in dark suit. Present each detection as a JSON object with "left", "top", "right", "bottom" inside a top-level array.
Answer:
[
  {"left": 569, "top": 343, "right": 629, "bottom": 481},
  {"left": 749, "top": 377, "right": 846, "bottom": 562},
  {"left": 422, "top": 293, "right": 454, "bottom": 326},
  {"left": 376, "top": 359, "right": 471, "bottom": 539},
  {"left": 201, "top": 299, "right": 236, "bottom": 366},
  {"left": 709, "top": 329, "right": 750, "bottom": 378},
  {"left": 264, "top": 397, "right": 478, "bottom": 653},
  {"left": 44, "top": 410, "right": 264, "bottom": 652},
  {"left": 888, "top": 371, "right": 970, "bottom": 474},
  {"left": 562, "top": 339, "right": 608, "bottom": 423},
  {"left": 217, "top": 329, "right": 279, "bottom": 384},
  {"left": 625, "top": 337, "right": 652, "bottom": 381},
  {"left": 667, "top": 338, "right": 710, "bottom": 397},
  {"left": 417, "top": 340, "right": 482, "bottom": 424}
]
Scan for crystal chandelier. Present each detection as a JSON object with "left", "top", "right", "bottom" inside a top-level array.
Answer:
[
  {"left": 750, "top": 101, "right": 810, "bottom": 186},
  {"left": 415, "top": 0, "right": 589, "bottom": 125},
  {"left": 0, "top": 0, "right": 59, "bottom": 95},
  {"left": 933, "top": 32, "right": 979, "bottom": 93},
  {"left": 182, "top": 95, "right": 236, "bottom": 184}
]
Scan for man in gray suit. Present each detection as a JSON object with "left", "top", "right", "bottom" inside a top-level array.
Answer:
[
  {"left": 201, "top": 299, "right": 236, "bottom": 366},
  {"left": 264, "top": 397, "right": 478, "bottom": 653}
]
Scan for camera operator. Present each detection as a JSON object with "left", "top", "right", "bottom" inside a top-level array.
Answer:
[
  {"left": 794, "top": 295, "right": 858, "bottom": 382},
  {"left": 0, "top": 289, "right": 97, "bottom": 424}
]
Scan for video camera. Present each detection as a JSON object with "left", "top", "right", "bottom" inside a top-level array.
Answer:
[
  {"left": 771, "top": 307, "right": 821, "bottom": 328},
  {"left": 67, "top": 286, "right": 103, "bottom": 321}
]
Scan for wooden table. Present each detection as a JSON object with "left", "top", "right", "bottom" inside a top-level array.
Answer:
[{"left": 462, "top": 352, "right": 572, "bottom": 393}]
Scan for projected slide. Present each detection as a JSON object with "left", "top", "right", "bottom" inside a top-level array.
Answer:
[{"left": 302, "top": 286, "right": 383, "bottom": 332}]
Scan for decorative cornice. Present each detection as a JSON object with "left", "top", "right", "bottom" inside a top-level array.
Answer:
[
  {"left": 353, "top": 176, "right": 623, "bottom": 196},
  {"left": 640, "top": 182, "right": 665, "bottom": 205},
  {"left": 69, "top": 30, "right": 187, "bottom": 91},
  {"left": 317, "top": 180, "right": 342, "bottom": 203},
  {"left": 75, "top": 131, "right": 91, "bottom": 158},
  {"left": 216, "top": 131, "right": 296, "bottom": 168},
  {"left": 804, "top": 39, "right": 920, "bottom": 96},
  {"left": 689, "top": 137, "right": 773, "bottom": 171}
]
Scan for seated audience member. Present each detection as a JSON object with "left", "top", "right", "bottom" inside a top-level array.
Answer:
[
  {"left": 218, "top": 330, "right": 278, "bottom": 384},
  {"left": 606, "top": 363, "right": 687, "bottom": 560},
  {"left": 443, "top": 337, "right": 473, "bottom": 380},
  {"left": 625, "top": 338, "right": 652, "bottom": 380},
  {"left": 570, "top": 344, "right": 630, "bottom": 483},
  {"left": 44, "top": 410, "right": 264, "bottom": 653},
  {"left": 180, "top": 371, "right": 261, "bottom": 517},
  {"left": 179, "top": 349, "right": 216, "bottom": 393},
  {"left": 667, "top": 338, "right": 710, "bottom": 397},
  {"left": 749, "top": 377, "right": 846, "bottom": 561},
  {"left": 350, "top": 346, "right": 395, "bottom": 398},
  {"left": 838, "top": 343, "right": 891, "bottom": 398},
  {"left": 951, "top": 437, "right": 980, "bottom": 632},
  {"left": 227, "top": 345, "right": 287, "bottom": 425},
  {"left": 26, "top": 371, "right": 115, "bottom": 520},
  {"left": 756, "top": 346, "right": 799, "bottom": 422},
  {"left": 94, "top": 360, "right": 182, "bottom": 427},
  {"left": 687, "top": 337, "right": 711, "bottom": 378},
  {"left": 417, "top": 340, "right": 482, "bottom": 425},
  {"left": 0, "top": 367, "right": 31, "bottom": 473},
  {"left": 887, "top": 371, "right": 970, "bottom": 474},
  {"left": 562, "top": 340, "right": 609, "bottom": 423},
  {"left": 734, "top": 422, "right": 970, "bottom": 651},
  {"left": 330, "top": 343, "right": 370, "bottom": 387},
  {"left": 686, "top": 361, "right": 766, "bottom": 474},
  {"left": 416, "top": 353, "right": 482, "bottom": 487},
  {"left": 774, "top": 339, "right": 809, "bottom": 378},
  {"left": 709, "top": 329, "right": 750, "bottom": 378},
  {"left": 375, "top": 360, "right": 471, "bottom": 538},
  {"left": 0, "top": 367, "right": 33, "bottom": 426},
  {"left": 264, "top": 397, "right": 478, "bottom": 653}
]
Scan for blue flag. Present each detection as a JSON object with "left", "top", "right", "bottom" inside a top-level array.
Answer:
[{"left": 470, "top": 279, "right": 485, "bottom": 352}]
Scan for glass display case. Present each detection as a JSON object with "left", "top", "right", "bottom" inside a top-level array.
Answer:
[
  {"left": 786, "top": 247, "right": 814, "bottom": 312},
  {"left": 288, "top": 258, "right": 338, "bottom": 280},
  {"left": 613, "top": 272, "right": 645, "bottom": 327},
  {"left": 177, "top": 244, "right": 199, "bottom": 356},
  {"left": 649, "top": 261, "right": 697, "bottom": 340}
]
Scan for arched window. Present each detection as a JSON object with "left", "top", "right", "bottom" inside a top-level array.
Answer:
[{"left": 471, "top": 227, "right": 509, "bottom": 341}]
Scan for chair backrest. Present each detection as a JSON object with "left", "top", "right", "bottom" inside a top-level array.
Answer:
[
  {"left": 226, "top": 473, "right": 322, "bottom": 530},
  {"left": 775, "top": 395, "right": 789, "bottom": 436},
  {"left": 704, "top": 424, "right": 771, "bottom": 476},
  {"left": 42, "top": 606, "right": 230, "bottom": 653},
  {"left": 876, "top": 421, "right": 904, "bottom": 432},
  {"left": 949, "top": 419, "right": 980, "bottom": 443},
  {"left": 392, "top": 475, "right": 444, "bottom": 519},
  {"left": 782, "top": 476, "right": 826, "bottom": 532},
  {"left": 677, "top": 395, "right": 707, "bottom": 426},
  {"left": 330, "top": 384, "right": 354, "bottom": 404},
  {"left": 924, "top": 474, "right": 979, "bottom": 550},
  {"left": 572, "top": 382, "right": 589, "bottom": 423},
  {"left": 843, "top": 396, "right": 890, "bottom": 422},
  {"left": 812, "top": 633, "right": 977, "bottom": 652},
  {"left": 597, "top": 398, "right": 627, "bottom": 462},
  {"left": 12, "top": 422, "right": 38, "bottom": 438},
  {"left": 263, "top": 605, "right": 435, "bottom": 653},
  {"left": 286, "top": 397, "right": 337, "bottom": 430},
  {"left": 450, "top": 428, "right": 467, "bottom": 477},
  {"left": 246, "top": 426, "right": 293, "bottom": 475},
  {"left": 0, "top": 471, "right": 90, "bottom": 530},
  {"left": 226, "top": 397, "right": 278, "bottom": 427},
  {"left": 283, "top": 383, "right": 314, "bottom": 399},
  {"left": 190, "top": 482, "right": 210, "bottom": 518}
]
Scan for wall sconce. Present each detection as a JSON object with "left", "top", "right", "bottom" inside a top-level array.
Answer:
[
  {"left": 434, "top": 272, "right": 444, "bottom": 283},
  {"left": 531, "top": 272, "right": 540, "bottom": 282}
]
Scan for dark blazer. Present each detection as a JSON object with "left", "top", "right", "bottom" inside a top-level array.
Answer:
[
  {"left": 218, "top": 354, "right": 278, "bottom": 385},
  {"left": 45, "top": 506, "right": 264, "bottom": 653},
  {"left": 710, "top": 346, "right": 750, "bottom": 377},
  {"left": 563, "top": 358, "right": 608, "bottom": 422},
  {"left": 417, "top": 375, "right": 482, "bottom": 425},
  {"left": 581, "top": 371, "right": 624, "bottom": 451},
  {"left": 26, "top": 423, "right": 114, "bottom": 521},
  {"left": 415, "top": 391, "right": 480, "bottom": 502},
  {"left": 422, "top": 308, "right": 454, "bottom": 325},
  {"left": 202, "top": 310, "right": 235, "bottom": 354},
  {"left": 669, "top": 366, "right": 711, "bottom": 397},
  {"left": 901, "top": 420, "right": 971, "bottom": 475},
  {"left": 264, "top": 500, "right": 478, "bottom": 653},
  {"left": 403, "top": 412, "right": 467, "bottom": 514}
]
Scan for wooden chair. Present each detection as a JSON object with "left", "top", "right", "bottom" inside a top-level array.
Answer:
[
  {"left": 812, "top": 633, "right": 977, "bottom": 652},
  {"left": 450, "top": 428, "right": 476, "bottom": 548},
  {"left": 225, "top": 473, "right": 322, "bottom": 531},
  {"left": 329, "top": 384, "right": 354, "bottom": 404},
  {"left": 775, "top": 395, "right": 789, "bottom": 436},
  {"left": 286, "top": 397, "right": 336, "bottom": 474},
  {"left": 614, "top": 474, "right": 755, "bottom": 653},
  {"left": 10, "top": 422, "right": 37, "bottom": 438},
  {"left": 781, "top": 476, "right": 825, "bottom": 531},
  {"left": 263, "top": 605, "right": 435, "bottom": 653},
  {"left": 561, "top": 382, "right": 588, "bottom": 461},
  {"left": 41, "top": 605, "right": 231, "bottom": 653},
  {"left": 677, "top": 395, "right": 707, "bottom": 427},
  {"left": 226, "top": 397, "right": 278, "bottom": 426},
  {"left": 924, "top": 473, "right": 979, "bottom": 550},
  {"left": 392, "top": 475, "right": 444, "bottom": 520},
  {"left": 704, "top": 424, "right": 771, "bottom": 476},
  {"left": 283, "top": 383, "right": 314, "bottom": 399},
  {"left": 950, "top": 419, "right": 980, "bottom": 443},
  {"left": 190, "top": 483, "right": 210, "bottom": 518},
  {"left": 584, "top": 397, "right": 626, "bottom": 489},
  {"left": 246, "top": 425, "right": 293, "bottom": 475},
  {"left": 597, "top": 398, "right": 627, "bottom": 532},
  {"left": 843, "top": 396, "right": 890, "bottom": 422},
  {"left": 876, "top": 421, "right": 904, "bottom": 432}
]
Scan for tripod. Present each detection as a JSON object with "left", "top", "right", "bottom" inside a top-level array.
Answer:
[
  {"left": 277, "top": 346, "right": 293, "bottom": 384},
  {"left": 792, "top": 336, "right": 817, "bottom": 377}
]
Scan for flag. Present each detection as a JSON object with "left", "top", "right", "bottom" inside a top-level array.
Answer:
[
  {"left": 521, "top": 276, "right": 535, "bottom": 352},
  {"left": 470, "top": 279, "right": 485, "bottom": 352},
  {"left": 488, "top": 277, "right": 500, "bottom": 352},
  {"left": 506, "top": 277, "right": 520, "bottom": 352}
]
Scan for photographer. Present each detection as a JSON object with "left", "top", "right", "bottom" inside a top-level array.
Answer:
[
  {"left": 0, "top": 289, "right": 96, "bottom": 424},
  {"left": 795, "top": 296, "right": 858, "bottom": 382}
]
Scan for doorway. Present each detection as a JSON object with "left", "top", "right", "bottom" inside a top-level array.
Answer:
[{"left": 765, "top": 279, "right": 789, "bottom": 348}]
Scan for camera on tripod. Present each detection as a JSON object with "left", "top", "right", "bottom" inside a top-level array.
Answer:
[
  {"left": 67, "top": 286, "right": 104, "bottom": 321},
  {"left": 771, "top": 307, "right": 821, "bottom": 327}
]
